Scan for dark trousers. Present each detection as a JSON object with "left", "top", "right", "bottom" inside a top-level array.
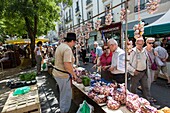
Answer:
[
  {"left": 111, "top": 73, "right": 125, "bottom": 83},
  {"left": 130, "top": 70, "right": 151, "bottom": 100},
  {"left": 101, "top": 70, "right": 112, "bottom": 82}
]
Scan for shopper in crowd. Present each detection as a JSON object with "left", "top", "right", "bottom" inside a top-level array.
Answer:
[
  {"left": 0, "top": 48, "right": 9, "bottom": 62},
  {"left": 90, "top": 49, "right": 96, "bottom": 63},
  {"left": 154, "top": 41, "right": 170, "bottom": 86},
  {"left": 34, "top": 41, "right": 43, "bottom": 75},
  {"left": 108, "top": 39, "right": 125, "bottom": 83},
  {"left": 144, "top": 38, "right": 158, "bottom": 102},
  {"left": 93, "top": 41, "right": 103, "bottom": 65},
  {"left": 144, "top": 38, "right": 156, "bottom": 88},
  {"left": 52, "top": 33, "right": 77, "bottom": 113},
  {"left": 81, "top": 45, "right": 87, "bottom": 64},
  {"left": 161, "top": 38, "right": 168, "bottom": 49},
  {"left": 128, "top": 38, "right": 153, "bottom": 102},
  {"left": 100, "top": 45, "right": 112, "bottom": 81},
  {"left": 24, "top": 44, "right": 30, "bottom": 58}
]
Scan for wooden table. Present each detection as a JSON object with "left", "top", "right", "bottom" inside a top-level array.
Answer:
[
  {"left": 72, "top": 81, "right": 131, "bottom": 113},
  {"left": 2, "top": 85, "right": 41, "bottom": 113}
]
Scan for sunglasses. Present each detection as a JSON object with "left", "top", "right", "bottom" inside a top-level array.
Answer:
[
  {"left": 104, "top": 47, "right": 109, "bottom": 50},
  {"left": 148, "top": 42, "right": 154, "bottom": 44}
]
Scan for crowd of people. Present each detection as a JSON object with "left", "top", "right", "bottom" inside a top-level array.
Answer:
[
  {"left": 1, "top": 33, "right": 169, "bottom": 113},
  {"left": 50, "top": 32, "right": 170, "bottom": 112}
]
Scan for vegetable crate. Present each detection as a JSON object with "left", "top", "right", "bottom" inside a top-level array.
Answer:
[{"left": 1, "top": 85, "right": 41, "bottom": 113}]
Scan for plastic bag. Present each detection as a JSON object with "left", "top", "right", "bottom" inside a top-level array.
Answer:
[
  {"left": 76, "top": 100, "right": 94, "bottom": 113},
  {"left": 13, "top": 86, "right": 30, "bottom": 96}
]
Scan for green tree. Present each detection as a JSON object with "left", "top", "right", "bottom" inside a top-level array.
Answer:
[{"left": 0, "top": 0, "right": 72, "bottom": 66}]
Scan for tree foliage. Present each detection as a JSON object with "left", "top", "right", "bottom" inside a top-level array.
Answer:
[{"left": 0, "top": 0, "right": 72, "bottom": 66}]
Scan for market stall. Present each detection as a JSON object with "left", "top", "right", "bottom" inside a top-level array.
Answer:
[
  {"left": 72, "top": 81, "right": 131, "bottom": 113},
  {"left": 5, "top": 38, "right": 49, "bottom": 45},
  {"left": 72, "top": 66, "right": 159, "bottom": 113}
]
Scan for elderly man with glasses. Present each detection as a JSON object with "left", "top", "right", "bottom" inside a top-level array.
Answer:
[
  {"left": 108, "top": 39, "right": 125, "bottom": 83},
  {"left": 128, "top": 38, "right": 160, "bottom": 108}
]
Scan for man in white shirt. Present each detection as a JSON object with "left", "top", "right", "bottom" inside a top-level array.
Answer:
[{"left": 108, "top": 39, "right": 125, "bottom": 83}]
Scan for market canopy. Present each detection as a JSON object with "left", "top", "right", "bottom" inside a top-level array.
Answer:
[
  {"left": 128, "top": 8, "right": 170, "bottom": 38},
  {"left": 5, "top": 38, "right": 49, "bottom": 45}
]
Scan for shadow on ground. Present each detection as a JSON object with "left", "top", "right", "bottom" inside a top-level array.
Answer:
[{"left": 37, "top": 72, "right": 78, "bottom": 113}]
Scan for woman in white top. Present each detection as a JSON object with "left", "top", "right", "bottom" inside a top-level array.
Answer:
[
  {"left": 34, "top": 41, "right": 42, "bottom": 75},
  {"left": 144, "top": 38, "right": 157, "bottom": 102}
]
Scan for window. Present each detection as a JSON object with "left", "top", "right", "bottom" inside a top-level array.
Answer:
[
  {"left": 76, "top": 1, "right": 80, "bottom": 12},
  {"left": 87, "top": 11, "right": 93, "bottom": 19},
  {"left": 76, "top": 1, "right": 79, "bottom": 8},
  {"left": 69, "top": 9, "right": 71, "bottom": 20},
  {"left": 105, "top": 4, "right": 111, "bottom": 14},
  {"left": 134, "top": 0, "right": 148, "bottom": 12},
  {"left": 135, "top": 0, "right": 147, "bottom": 6}
]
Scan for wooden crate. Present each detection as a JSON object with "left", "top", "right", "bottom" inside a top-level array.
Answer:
[{"left": 2, "top": 85, "right": 41, "bottom": 113}]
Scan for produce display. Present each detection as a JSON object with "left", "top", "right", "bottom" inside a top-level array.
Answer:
[
  {"left": 19, "top": 72, "right": 36, "bottom": 81},
  {"left": 146, "top": 0, "right": 160, "bottom": 14},
  {"left": 157, "top": 107, "right": 170, "bottom": 113},
  {"left": 126, "top": 91, "right": 157, "bottom": 113},
  {"left": 120, "top": 8, "right": 130, "bottom": 22},
  {"left": 95, "top": 18, "right": 101, "bottom": 30},
  {"left": 133, "top": 21, "right": 145, "bottom": 39},
  {"left": 74, "top": 68, "right": 159, "bottom": 112},
  {"left": 105, "top": 13, "right": 113, "bottom": 25},
  {"left": 107, "top": 97, "right": 121, "bottom": 110}
]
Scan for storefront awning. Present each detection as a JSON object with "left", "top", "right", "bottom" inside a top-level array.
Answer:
[
  {"left": 128, "top": 8, "right": 170, "bottom": 38},
  {"left": 5, "top": 38, "right": 49, "bottom": 45}
]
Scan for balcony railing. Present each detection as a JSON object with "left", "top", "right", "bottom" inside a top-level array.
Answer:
[
  {"left": 134, "top": 3, "right": 146, "bottom": 12},
  {"left": 75, "top": 7, "right": 80, "bottom": 13},
  {"left": 86, "top": 0, "right": 92, "bottom": 5}
]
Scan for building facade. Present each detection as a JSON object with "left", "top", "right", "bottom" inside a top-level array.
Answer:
[
  {"left": 56, "top": 0, "right": 170, "bottom": 41},
  {"left": 127, "top": 0, "right": 170, "bottom": 29}
]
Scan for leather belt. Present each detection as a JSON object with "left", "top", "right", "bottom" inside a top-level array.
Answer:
[{"left": 136, "top": 69, "right": 146, "bottom": 72}]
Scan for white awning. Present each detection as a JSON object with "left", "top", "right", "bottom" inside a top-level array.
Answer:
[{"left": 147, "top": 8, "right": 170, "bottom": 27}]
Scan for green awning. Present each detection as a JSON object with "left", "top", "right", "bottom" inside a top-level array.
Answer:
[{"left": 128, "top": 23, "right": 170, "bottom": 38}]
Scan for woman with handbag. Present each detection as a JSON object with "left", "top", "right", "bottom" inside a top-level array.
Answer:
[{"left": 144, "top": 38, "right": 157, "bottom": 102}]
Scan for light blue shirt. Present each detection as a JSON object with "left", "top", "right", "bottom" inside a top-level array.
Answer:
[
  {"left": 154, "top": 46, "right": 169, "bottom": 59},
  {"left": 96, "top": 46, "right": 103, "bottom": 57}
]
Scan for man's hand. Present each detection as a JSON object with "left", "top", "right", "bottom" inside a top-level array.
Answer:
[
  {"left": 161, "top": 58, "right": 166, "bottom": 62},
  {"left": 134, "top": 70, "right": 139, "bottom": 75},
  {"left": 154, "top": 51, "right": 158, "bottom": 56},
  {"left": 102, "top": 66, "right": 107, "bottom": 71},
  {"left": 72, "top": 74, "right": 77, "bottom": 81},
  {"left": 109, "top": 66, "right": 114, "bottom": 71}
]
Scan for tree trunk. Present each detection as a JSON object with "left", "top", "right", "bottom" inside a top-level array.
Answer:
[
  {"left": 24, "top": 17, "right": 36, "bottom": 67},
  {"left": 30, "top": 36, "right": 36, "bottom": 67}
]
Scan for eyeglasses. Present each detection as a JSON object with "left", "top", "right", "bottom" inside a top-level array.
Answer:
[
  {"left": 103, "top": 47, "right": 109, "bottom": 50},
  {"left": 148, "top": 42, "right": 154, "bottom": 45}
]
